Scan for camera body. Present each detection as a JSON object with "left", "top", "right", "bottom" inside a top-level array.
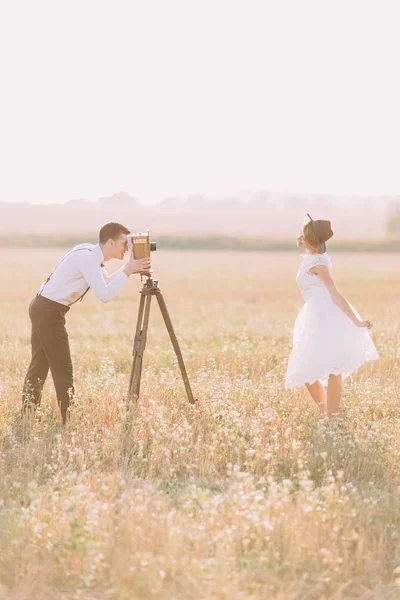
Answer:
[{"left": 128, "top": 231, "right": 157, "bottom": 260}]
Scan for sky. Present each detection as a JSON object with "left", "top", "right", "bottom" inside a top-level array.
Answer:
[{"left": 0, "top": 0, "right": 399, "bottom": 205}]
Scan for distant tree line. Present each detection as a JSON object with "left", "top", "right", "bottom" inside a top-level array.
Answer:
[{"left": 2, "top": 233, "right": 400, "bottom": 252}]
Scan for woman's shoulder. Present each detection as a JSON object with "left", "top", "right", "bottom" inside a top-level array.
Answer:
[{"left": 301, "top": 252, "right": 332, "bottom": 268}]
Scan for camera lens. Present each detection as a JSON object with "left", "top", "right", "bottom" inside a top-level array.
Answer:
[{"left": 150, "top": 241, "right": 157, "bottom": 252}]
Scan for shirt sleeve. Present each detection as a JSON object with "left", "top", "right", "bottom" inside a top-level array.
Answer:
[
  {"left": 79, "top": 252, "right": 128, "bottom": 302},
  {"left": 101, "top": 264, "right": 126, "bottom": 284}
]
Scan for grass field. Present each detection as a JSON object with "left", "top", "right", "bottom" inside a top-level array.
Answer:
[{"left": 1, "top": 248, "right": 400, "bottom": 599}]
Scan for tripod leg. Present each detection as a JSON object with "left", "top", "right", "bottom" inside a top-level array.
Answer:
[
  {"left": 128, "top": 293, "right": 152, "bottom": 403},
  {"left": 155, "top": 290, "right": 196, "bottom": 404},
  {"left": 128, "top": 292, "right": 146, "bottom": 394}
]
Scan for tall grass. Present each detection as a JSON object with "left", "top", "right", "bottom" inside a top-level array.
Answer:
[{"left": 1, "top": 249, "right": 400, "bottom": 599}]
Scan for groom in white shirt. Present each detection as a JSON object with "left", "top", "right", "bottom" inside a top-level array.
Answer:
[{"left": 22, "top": 222, "right": 151, "bottom": 424}]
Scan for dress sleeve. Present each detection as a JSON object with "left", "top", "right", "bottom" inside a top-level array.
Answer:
[
  {"left": 303, "top": 254, "right": 331, "bottom": 273},
  {"left": 319, "top": 254, "right": 332, "bottom": 268}
]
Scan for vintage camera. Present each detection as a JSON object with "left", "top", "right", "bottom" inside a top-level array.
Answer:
[{"left": 128, "top": 231, "right": 157, "bottom": 260}]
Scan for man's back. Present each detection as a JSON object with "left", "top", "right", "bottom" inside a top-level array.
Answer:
[{"left": 39, "top": 243, "right": 127, "bottom": 305}]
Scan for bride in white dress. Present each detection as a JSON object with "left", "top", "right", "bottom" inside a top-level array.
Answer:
[{"left": 285, "top": 215, "right": 379, "bottom": 417}]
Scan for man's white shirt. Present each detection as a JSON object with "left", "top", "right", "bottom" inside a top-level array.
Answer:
[{"left": 38, "top": 243, "right": 128, "bottom": 306}]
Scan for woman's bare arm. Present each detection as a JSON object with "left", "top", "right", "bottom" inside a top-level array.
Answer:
[{"left": 311, "top": 265, "right": 373, "bottom": 329}]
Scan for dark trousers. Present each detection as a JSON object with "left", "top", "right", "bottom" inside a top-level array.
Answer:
[{"left": 22, "top": 295, "right": 73, "bottom": 424}]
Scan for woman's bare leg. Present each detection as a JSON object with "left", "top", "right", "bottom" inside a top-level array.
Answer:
[
  {"left": 326, "top": 374, "right": 342, "bottom": 417},
  {"left": 305, "top": 381, "right": 327, "bottom": 414}
]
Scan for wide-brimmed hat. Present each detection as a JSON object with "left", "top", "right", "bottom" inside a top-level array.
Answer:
[{"left": 304, "top": 213, "right": 334, "bottom": 253}]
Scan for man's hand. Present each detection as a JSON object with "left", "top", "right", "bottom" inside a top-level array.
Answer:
[{"left": 124, "top": 257, "right": 152, "bottom": 277}]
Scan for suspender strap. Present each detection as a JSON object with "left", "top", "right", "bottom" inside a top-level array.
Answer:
[
  {"left": 68, "top": 261, "right": 104, "bottom": 306},
  {"left": 39, "top": 247, "right": 102, "bottom": 306},
  {"left": 67, "top": 285, "right": 90, "bottom": 306}
]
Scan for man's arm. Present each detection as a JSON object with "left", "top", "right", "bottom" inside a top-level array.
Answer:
[
  {"left": 79, "top": 253, "right": 151, "bottom": 303},
  {"left": 101, "top": 264, "right": 125, "bottom": 284},
  {"left": 79, "top": 253, "right": 128, "bottom": 302}
]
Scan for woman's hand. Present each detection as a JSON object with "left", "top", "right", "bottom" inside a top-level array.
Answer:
[{"left": 356, "top": 319, "right": 373, "bottom": 329}]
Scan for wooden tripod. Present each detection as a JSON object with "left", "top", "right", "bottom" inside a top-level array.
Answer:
[{"left": 127, "top": 277, "right": 195, "bottom": 405}]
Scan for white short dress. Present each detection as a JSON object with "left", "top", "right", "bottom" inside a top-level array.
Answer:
[{"left": 285, "top": 253, "right": 379, "bottom": 389}]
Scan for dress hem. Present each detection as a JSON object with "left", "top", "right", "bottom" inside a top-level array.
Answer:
[{"left": 285, "top": 354, "right": 379, "bottom": 390}]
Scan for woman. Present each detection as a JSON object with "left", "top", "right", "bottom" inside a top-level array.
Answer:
[{"left": 285, "top": 214, "right": 379, "bottom": 417}]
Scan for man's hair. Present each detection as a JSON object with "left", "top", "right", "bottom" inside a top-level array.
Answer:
[{"left": 99, "top": 222, "right": 130, "bottom": 245}]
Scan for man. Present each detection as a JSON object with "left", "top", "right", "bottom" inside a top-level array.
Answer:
[{"left": 22, "top": 222, "right": 150, "bottom": 424}]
